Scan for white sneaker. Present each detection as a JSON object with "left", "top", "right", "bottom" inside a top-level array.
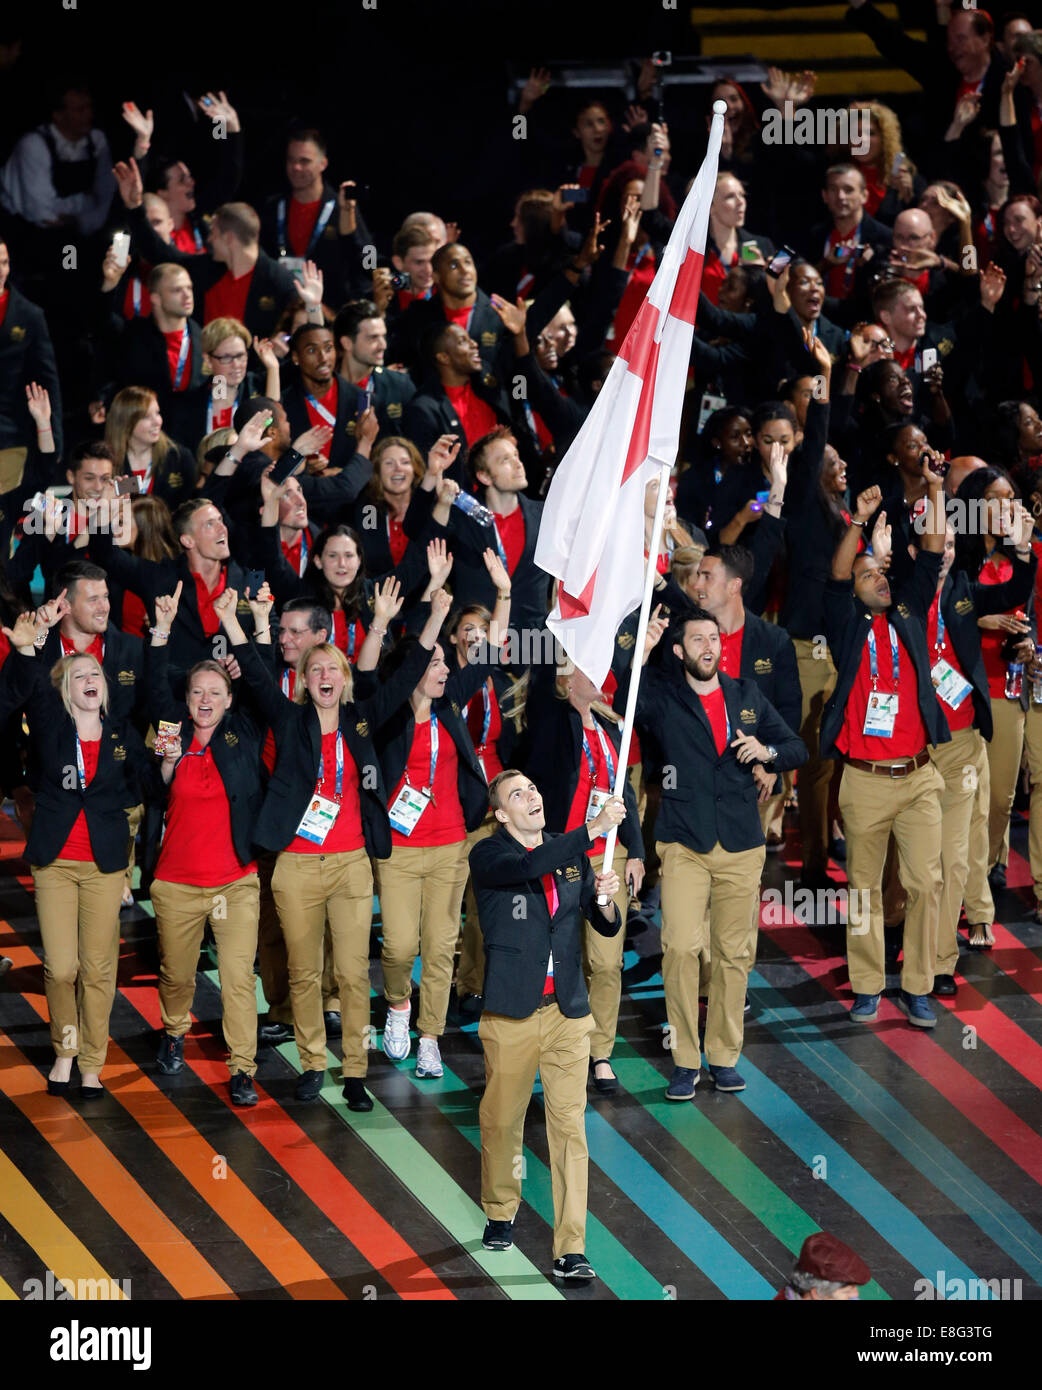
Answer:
[
  {"left": 416, "top": 1037, "right": 443, "bottom": 1078},
  {"left": 383, "top": 1004, "right": 412, "bottom": 1061}
]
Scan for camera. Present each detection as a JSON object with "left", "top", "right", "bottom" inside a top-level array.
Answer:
[
  {"left": 651, "top": 51, "right": 672, "bottom": 67},
  {"left": 390, "top": 270, "right": 412, "bottom": 291}
]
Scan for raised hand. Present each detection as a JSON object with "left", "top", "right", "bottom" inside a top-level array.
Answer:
[
  {"left": 246, "top": 580, "right": 273, "bottom": 620},
  {"left": 426, "top": 537, "right": 454, "bottom": 588},
  {"left": 371, "top": 266, "right": 393, "bottom": 315},
  {"left": 871, "top": 509, "right": 892, "bottom": 567},
  {"left": 643, "top": 603, "right": 667, "bottom": 663},
  {"left": 520, "top": 66, "right": 552, "bottom": 113},
  {"left": 854, "top": 485, "right": 882, "bottom": 522},
  {"left": 253, "top": 337, "right": 278, "bottom": 370},
  {"left": 236, "top": 408, "right": 274, "bottom": 457},
  {"left": 297, "top": 260, "right": 324, "bottom": 308},
  {"left": 2, "top": 612, "right": 41, "bottom": 651},
  {"left": 576, "top": 210, "right": 609, "bottom": 270},
  {"left": 980, "top": 261, "right": 1007, "bottom": 310},
  {"left": 25, "top": 383, "right": 51, "bottom": 428},
  {"left": 620, "top": 102, "right": 648, "bottom": 131},
  {"left": 292, "top": 423, "right": 333, "bottom": 458},
  {"left": 373, "top": 577, "right": 405, "bottom": 623},
  {"left": 197, "top": 90, "right": 240, "bottom": 132},
  {"left": 482, "top": 547, "right": 510, "bottom": 594},
  {"left": 213, "top": 587, "right": 239, "bottom": 623},
  {"left": 356, "top": 406, "right": 379, "bottom": 450},
  {"left": 489, "top": 294, "right": 526, "bottom": 336},
  {"left": 35, "top": 588, "right": 70, "bottom": 630},
  {"left": 427, "top": 433, "right": 461, "bottom": 478},
  {"left": 100, "top": 246, "right": 124, "bottom": 293},
  {"left": 121, "top": 101, "right": 154, "bottom": 150},
  {"left": 112, "top": 158, "right": 143, "bottom": 209},
  {"left": 153, "top": 580, "right": 184, "bottom": 634},
  {"left": 429, "top": 586, "right": 453, "bottom": 623}
]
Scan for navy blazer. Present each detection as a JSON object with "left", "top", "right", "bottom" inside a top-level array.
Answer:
[
  {"left": 470, "top": 823, "right": 620, "bottom": 1018},
  {"left": 622, "top": 665, "right": 807, "bottom": 854},
  {"left": 281, "top": 375, "right": 364, "bottom": 473},
  {"left": 0, "top": 652, "right": 145, "bottom": 872},
  {"left": 232, "top": 635, "right": 431, "bottom": 858}
]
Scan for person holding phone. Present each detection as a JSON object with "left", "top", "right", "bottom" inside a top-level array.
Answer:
[
  {"left": 147, "top": 580, "right": 272, "bottom": 1104},
  {"left": 702, "top": 172, "right": 774, "bottom": 307},
  {"left": 374, "top": 554, "right": 511, "bottom": 1080},
  {"left": 279, "top": 321, "right": 368, "bottom": 469},
  {"left": 216, "top": 580, "right": 449, "bottom": 1110},
  {"left": 105, "top": 386, "right": 196, "bottom": 511},
  {"left": 811, "top": 163, "right": 891, "bottom": 307},
  {"left": 0, "top": 597, "right": 146, "bottom": 1097},
  {"left": 521, "top": 653, "right": 644, "bottom": 1094}
]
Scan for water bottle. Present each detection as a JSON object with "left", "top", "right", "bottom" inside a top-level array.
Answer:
[
  {"left": 1005, "top": 661, "right": 1024, "bottom": 700},
  {"left": 1033, "top": 645, "right": 1042, "bottom": 705},
  {"left": 452, "top": 492, "right": 494, "bottom": 527}
]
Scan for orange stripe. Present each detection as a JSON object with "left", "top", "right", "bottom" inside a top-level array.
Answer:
[
  {"left": 1, "top": 932, "right": 346, "bottom": 1300},
  {"left": 0, "top": 1025, "right": 234, "bottom": 1300}
]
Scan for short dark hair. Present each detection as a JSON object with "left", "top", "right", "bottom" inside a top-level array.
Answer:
[
  {"left": 824, "top": 162, "right": 865, "bottom": 187},
  {"left": 468, "top": 427, "right": 516, "bottom": 487},
  {"left": 286, "top": 126, "right": 327, "bottom": 155},
  {"left": 172, "top": 496, "right": 213, "bottom": 541},
  {"left": 289, "top": 322, "right": 333, "bottom": 354},
  {"left": 750, "top": 400, "right": 798, "bottom": 435},
  {"left": 233, "top": 396, "right": 278, "bottom": 432},
  {"left": 670, "top": 607, "right": 720, "bottom": 647},
  {"left": 55, "top": 560, "right": 108, "bottom": 601},
  {"left": 431, "top": 242, "right": 470, "bottom": 278},
  {"left": 714, "top": 544, "right": 754, "bottom": 590},
  {"left": 488, "top": 768, "right": 527, "bottom": 811},
  {"left": 424, "top": 320, "right": 459, "bottom": 370},
  {"left": 68, "top": 441, "right": 116, "bottom": 471},
  {"left": 281, "top": 596, "right": 332, "bottom": 638},
  {"left": 333, "top": 299, "right": 381, "bottom": 344}
]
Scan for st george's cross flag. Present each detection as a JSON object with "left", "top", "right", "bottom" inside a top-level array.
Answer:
[{"left": 534, "top": 108, "right": 725, "bottom": 685}]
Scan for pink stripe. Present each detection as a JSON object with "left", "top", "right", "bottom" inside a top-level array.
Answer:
[{"left": 668, "top": 247, "right": 705, "bottom": 326}]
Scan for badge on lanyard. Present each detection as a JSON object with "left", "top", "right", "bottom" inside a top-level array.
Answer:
[
  {"left": 582, "top": 724, "right": 616, "bottom": 822},
  {"left": 464, "top": 685, "right": 492, "bottom": 784},
  {"left": 388, "top": 712, "right": 439, "bottom": 835},
  {"left": 930, "top": 608, "right": 972, "bottom": 709},
  {"left": 863, "top": 622, "right": 900, "bottom": 736},
  {"left": 294, "top": 731, "right": 344, "bottom": 844}
]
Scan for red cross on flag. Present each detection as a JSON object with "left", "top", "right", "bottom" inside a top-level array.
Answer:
[{"left": 535, "top": 106, "right": 726, "bottom": 685}]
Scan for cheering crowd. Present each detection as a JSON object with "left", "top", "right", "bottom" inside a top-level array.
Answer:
[{"left": 1, "top": 4, "right": 1042, "bottom": 1287}]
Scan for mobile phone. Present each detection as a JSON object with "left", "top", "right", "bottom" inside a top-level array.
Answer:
[
  {"left": 111, "top": 230, "right": 131, "bottom": 268},
  {"left": 740, "top": 241, "right": 761, "bottom": 263},
  {"left": 561, "top": 188, "right": 588, "bottom": 205},
  {"left": 921, "top": 347, "right": 937, "bottom": 371},
  {"left": 920, "top": 449, "right": 949, "bottom": 477},
  {"left": 357, "top": 386, "right": 373, "bottom": 418},
  {"left": 756, "top": 490, "right": 771, "bottom": 505},
  {"left": 890, "top": 151, "right": 905, "bottom": 179},
  {"left": 767, "top": 245, "right": 797, "bottom": 276},
  {"left": 834, "top": 243, "right": 866, "bottom": 263},
  {"left": 200, "top": 96, "right": 213, "bottom": 107},
  {"left": 114, "top": 476, "right": 138, "bottom": 497},
  {"left": 340, "top": 181, "right": 371, "bottom": 200},
  {"left": 244, "top": 569, "right": 265, "bottom": 596},
  {"left": 28, "top": 491, "right": 48, "bottom": 513},
  {"left": 270, "top": 450, "right": 304, "bottom": 485}
]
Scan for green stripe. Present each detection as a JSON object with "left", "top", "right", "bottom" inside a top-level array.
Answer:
[
  {"left": 397, "top": 1062, "right": 666, "bottom": 1300},
  {"left": 609, "top": 1039, "right": 891, "bottom": 1301}
]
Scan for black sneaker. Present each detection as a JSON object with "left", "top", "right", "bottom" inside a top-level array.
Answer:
[
  {"left": 259, "top": 1018, "right": 293, "bottom": 1044},
  {"left": 552, "top": 1253, "right": 595, "bottom": 1282},
  {"left": 341, "top": 1078, "right": 373, "bottom": 1112},
  {"left": 931, "top": 974, "right": 957, "bottom": 998},
  {"left": 482, "top": 1218, "right": 514, "bottom": 1251},
  {"left": 230, "top": 1073, "right": 258, "bottom": 1106},
  {"left": 295, "top": 1069, "right": 324, "bottom": 1102},
  {"left": 155, "top": 1034, "right": 185, "bottom": 1075},
  {"left": 987, "top": 863, "right": 1007, "bottom": 893},
  {"left": 457, "top": 992, "right": 484, "bottom": 1021},
  {"left": 324, "top": 1011, "right": 342, "bottom": 1039}
]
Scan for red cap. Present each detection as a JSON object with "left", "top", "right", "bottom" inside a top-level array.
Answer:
[{"left": 795, "top": 1233, "right": 871, "bottom": 1286}]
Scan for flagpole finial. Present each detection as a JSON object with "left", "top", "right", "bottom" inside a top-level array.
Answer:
[{"left": 712, "top": 100, "right": 728, "bottom": 116}]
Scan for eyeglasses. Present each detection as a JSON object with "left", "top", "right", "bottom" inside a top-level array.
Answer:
[{"left": 210, "top": 352, "right": 248, "bottom": 364}]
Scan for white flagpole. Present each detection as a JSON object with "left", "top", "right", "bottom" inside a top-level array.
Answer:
[{"left": 597, "top": 458, "right": 673, "bottom": 902}]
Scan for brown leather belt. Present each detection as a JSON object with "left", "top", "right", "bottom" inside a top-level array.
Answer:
[
  {"left": 843, "top": 749, "right": 930, "bottom": 779},
  {"left": 537, "top": 991, "right": 558, "bottom": 1010}
]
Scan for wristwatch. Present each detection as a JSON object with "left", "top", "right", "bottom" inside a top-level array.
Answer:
[{"left": 763, "top": 744, "right": 778, "bottom": 764}]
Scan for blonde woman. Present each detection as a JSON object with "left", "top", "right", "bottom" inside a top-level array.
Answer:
[
  {"left": 166, "top": 317, "right": 280, "bottom": 449},
  {"left": 644, "top": 475, "right": 696, "bottom": 575},
  {"left": 846, "top": 101, "right": 923, "bottom": 226},
  {"left": 105, "top": 385, "right": 196, "bottom": 510},
  {"left": 0, "top": 597, "right": 144, "bottom": 1097}
]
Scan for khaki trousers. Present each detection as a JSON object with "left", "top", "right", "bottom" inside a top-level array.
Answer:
[
  {"left": 257, "top": 851, "right": 339, "bottom": 1023},
  {"left": 583, "top": 843, "right": 630, "bottom": 1060},
  {"left": 839, "top": 760, "right": 943, "bottom": 997},
  {"left": 657, "top": 839, "right": 765, "bottom": 1070},
  {"left": 793, "top": 638, "right": 838, "bottom": 875},
  {"left": 124, "top": 802, "right": 144, "bottom": 892},
  {"left": 929, "top": 728, "right": 988, "bottom": 976},
  {"left": 32, "top": 859, "right": 125, "bottom": 1073},
  {"left": 271, "top": 849, "right": 374, "bottom": 1077},
  {"left": 1023, "top": 702, "right": 1042, "bottom": 903},
  {"left": 986, "top": 696, "right": 1026, "bottom": 869},
  {"left": 963, "top": 742, "right": 995, "bottom": 925},
  {"left": 151, "top": 875, "right": 260, "bottom": 1076},
  {"left": 479, "top": 1003, "right": 594, "bottom": 1258},
  {"left": 454, "top": 815, "right": 497, "bottom": 999},
  {"left": 378, "top": 840, "right": 467, "bottom": 1038}
]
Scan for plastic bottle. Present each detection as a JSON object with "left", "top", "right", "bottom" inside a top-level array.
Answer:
[
  {"left": 453, "top": 492, "right": 494, "bottom": 527},
  {"left": 1006, "top": 661, "right": 1024, "bottom": 700}
]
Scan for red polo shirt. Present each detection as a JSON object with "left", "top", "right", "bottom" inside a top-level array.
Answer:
[
  {"left": 156, "top": 738, "right": 257, "bottom": 885},
  {"left": 492, "top": 506, "right": 525, "bottom": 575},
  {"left": 192, "top": 567, "right": 227, "bottom": 638},
  {"left": 286, "top": 729, "right": 365, "bottom": 854},
  {"left": 699, "top": 686, "right": 729, "bottom": 757},
  {"left": 565, "top": 723, "right": 615, "bottom": 859},
  {"left": 60, "top": 737, "right": 100, "bottom": 861},
  {"left": 288, "top": 198, "right": 321, "bottom": 257},
  {"left": 464, "top": 679, "right": 503, "bottom": 783},
  {"left": 304, "top": 379, "right": 338, "bottom": 459},
  {"left": 204, "top": 267, "right": 254, "bottom": 326},
  {"left": 389, "top": 716, "right": 466, "bottom": 848},
  {"left": 977, "top": 552, "right": 1019, "bottom": 699},
  {"left": 836, "top": 614, "right": 927, "bottom": 760},
  {"left": 444, "top": 381, "right": 497, "bottom": 447},
  {"left": 718, "top": 625, "right": 744, "bottom": 678}
]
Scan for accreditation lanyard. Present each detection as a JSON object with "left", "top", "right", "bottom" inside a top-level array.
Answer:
[
  {"left": 281, "top": 667, "right": 293, "bottom": 696},
  {"left": 277, "top": 196, "right": 336, "bottom": 258},
  {"left": 490, "top": 518, "right": 508, "bottom": 567},
  {"left": 131, "top": 276, "right": 142, "bottom": 316},
  {"left": 935, "top": 606, "right": 947, "bottom": 659},
  {"left": 582, "top": 724, "right": 616, "bottom": 789},
  {"left": 406, "top": 711, "right": 439, "bottom": 802},
  {"left": 305, "top": 391, "right": 337, "bottom": 426},
  {"left": 172, "top": 325, "right": 190, "bottom": 389},
  {"left": 867, "top": 621, "right": 900, "bottom": 691},
  {"left": 317, "top": 730, "right": 345, "bottom": 804},
  {"left": 205, "top": 382, "right": 242, "bottom": 435},
  {"left": 296, "top": 529, "right": 310, "bottom": 576},
  {"left": 192, "top": 225, "right": 204, "bottom": 252},
  {"left": 463, "top": 683, "right": 492, "bottom": 749},
  {"left": 132, "top": 459, "right": 153, "bottom": 494},
  {"left": 74, "top": 735, "right": 89, "bottom": 791}
]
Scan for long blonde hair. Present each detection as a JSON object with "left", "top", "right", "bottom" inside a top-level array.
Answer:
[
  {"left": 105, "top": 386, "right": 176, "bottom": 475},
  {"left": 50, "top": 653, "right": 110, "bottom": 719}
]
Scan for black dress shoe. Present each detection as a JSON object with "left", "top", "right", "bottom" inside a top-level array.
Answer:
[
  {"left": 341, "top": 1078, "right": 373, "bottom": 1112},
  {"left": 987, "top": 864, "right": 1007, "bottom": 892},
  {"left": 458, "top": 992, "right": 484, "bottom": 1021},
  {"left": 324, "top": 1011, "right": 342, "bottom": 1038},
  {"left": 295, "top": 1070, "right": 324, "bottom": 1102},
  {"left": 155, "top": 1034, "right": 185, "bottom": 1074},
  {"left": 931, "top": 974, "right": 957, "bottom": 997},
  {"left": 80, "top": 1083, "right": 105, "bottom": 1101},
  {"left": 46, "top": 1076, "right": 73, "bottom": 1096},
  {"left": 259, "top": 1019, "right": 293, "bottom": 1044},
  {"left": 230, "top": 1073, "right": 258, "bottom": 1106},
  {"left": 589, "top": 1060, "right": 619, "bottom": 1095}
]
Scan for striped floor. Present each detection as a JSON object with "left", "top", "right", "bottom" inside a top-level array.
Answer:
[{"left": 1, "top": 808, "right": 1040, "bottom": 1304}]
